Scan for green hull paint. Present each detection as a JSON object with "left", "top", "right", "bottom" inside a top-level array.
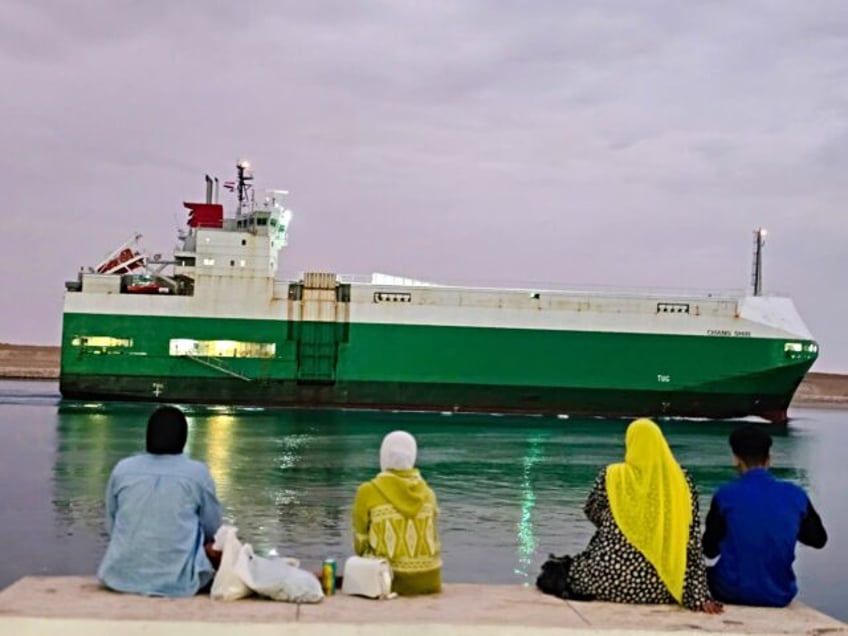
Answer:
[{"left": 59, "top": 312, "right": 817, "bottom": 422}]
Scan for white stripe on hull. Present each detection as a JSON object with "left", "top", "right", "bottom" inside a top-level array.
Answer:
[{"left": 62, "top": 279, "right": 813, "bottom": 340}]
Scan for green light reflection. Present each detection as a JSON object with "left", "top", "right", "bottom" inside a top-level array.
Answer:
[{"left": 515, "top": 434, "right": 544, "bottom": 580}]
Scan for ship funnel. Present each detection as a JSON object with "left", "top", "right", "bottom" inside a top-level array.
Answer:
[
  {"left": 751, "top": 227, "right": 767, "bottom": 296},
  {"left": 205, "top": 175, "right": 213, "bottom": 204}
]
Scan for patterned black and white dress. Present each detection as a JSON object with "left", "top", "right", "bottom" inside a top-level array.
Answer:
[{"left": 566, "top": 467, "right": 711, "bottom": 610}]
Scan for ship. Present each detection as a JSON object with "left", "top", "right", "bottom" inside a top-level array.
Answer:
[{"left": 60, "top": 162, "right": 819, "bottom": 423}]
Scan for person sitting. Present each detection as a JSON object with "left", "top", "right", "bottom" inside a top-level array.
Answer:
[
  {"left": 352, "top": 430, "right": 442, "bottom": 595},
  {"left": 539, "top": 418, "right": 722, "bottom": 613},
  {"left": 702, "top": 424, "right": 827, "bottom": 607},
  {"left": 97, "top": 405, "right": 222, "bottom": 597}
]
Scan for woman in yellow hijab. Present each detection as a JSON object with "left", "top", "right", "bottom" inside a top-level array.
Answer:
[{"left": 540, "top": 419, "right": 722, "bottom": 613}]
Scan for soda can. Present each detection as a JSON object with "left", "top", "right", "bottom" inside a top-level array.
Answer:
[{"left": 322, "top": 558, "right": 336, "bottom": 596}]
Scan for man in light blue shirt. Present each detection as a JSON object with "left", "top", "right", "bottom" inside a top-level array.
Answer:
[{"left": 97, "top": 406, "right": 222, "bottom": 597}]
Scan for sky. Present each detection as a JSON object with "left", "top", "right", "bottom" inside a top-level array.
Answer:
[{"left": 1, "top": 1, "right": 846, "bottom": 371}]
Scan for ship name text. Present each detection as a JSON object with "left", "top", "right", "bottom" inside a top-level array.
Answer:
[{"left": 706, "top": 329, "right": 751, "bottom": 337}]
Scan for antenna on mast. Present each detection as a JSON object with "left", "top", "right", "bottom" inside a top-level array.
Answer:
[
  {"left": 236, "top": 159, "right": 253, "bottom": 213},
  {"left": 751, "top": 227, "right": 767, "bottom": 296}
]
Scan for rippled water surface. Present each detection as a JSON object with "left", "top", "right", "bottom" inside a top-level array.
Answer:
[{"left": 0, "top": 380, "right": 845, "bottom": 619}]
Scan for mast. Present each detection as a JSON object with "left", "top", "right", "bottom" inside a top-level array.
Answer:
[
  {"left": 751, "top": 227, "right": 766, "bottom": 296},
  {"left": 236, "top": 160, "right": 253, "bottom": 214}
]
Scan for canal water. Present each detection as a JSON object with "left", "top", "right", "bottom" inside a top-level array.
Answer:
[{"left": 0, "top": 379, "right": 844, "bottom": 619}]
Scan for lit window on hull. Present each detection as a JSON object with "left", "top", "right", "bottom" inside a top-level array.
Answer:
[
  {"left": 784, "top": 341, "right": 817, "bottom": 360},
  {"left": 169, "top": 339, "right": 276, "bottom": 358},
  {"left": 72, "top": 336, "right": 133, "bottom": 348}
]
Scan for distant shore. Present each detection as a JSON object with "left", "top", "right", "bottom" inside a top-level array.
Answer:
[
  {"left": 0, "top": 344, "right": 61, "bottom": 380},
  {"left": 790, "top": 371, "right": 848, "bottom": 408},
  {"left": 2, "top": 342, "right": 846, "bottom": 408}
]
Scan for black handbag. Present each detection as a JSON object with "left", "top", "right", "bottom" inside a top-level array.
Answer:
[{"left": 535, "top": 553, "right": 574, "bottom": 599}]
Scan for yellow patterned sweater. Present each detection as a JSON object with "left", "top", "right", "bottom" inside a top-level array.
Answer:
[{"left": 352, "top": 468, "right": 442, "bottom": 595}]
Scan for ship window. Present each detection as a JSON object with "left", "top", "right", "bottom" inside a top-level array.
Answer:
[
  {"left": 241, "top": 239, "right": 247, "bottom": 246},
  {"left": 230, "top": 260, "right": 235, "bottom": 266},
  {"left": 203, "top": 258, "right": 215, "bottom": 266},
  {"left": 657, "top": 302, "right": 690, "bottom": 314},
  {"left": 257, "top": 218, "right": 268, "bottom": 226},
  {"left": 373, "top": 291, "right": 413, "bottom": 303},
  {"left": 239, "top": 260, "right": 246, "bottom": 267},
  {"left": 72, "top": 336, "right": 133, "bottom": 348},
  {"left": 784, "top": 342, "right": 803, "bottom": 353},
  {"left": 169, "top": 339, "right": 276, "bottom": 358}
]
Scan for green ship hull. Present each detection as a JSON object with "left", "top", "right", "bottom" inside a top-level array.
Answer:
[{"left": 59, "top": 312, "right": 817, "bottom": 422}]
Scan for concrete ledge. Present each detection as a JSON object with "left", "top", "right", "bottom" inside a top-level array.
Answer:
[{"left": 0, "top": 577, "right": 844, "bottom": 635}]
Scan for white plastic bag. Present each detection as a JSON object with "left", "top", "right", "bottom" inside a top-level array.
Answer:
[
  {"left": 210, "top": 525, "right": 253, "bottom": 601},
  {"left": 341, "top": 556, "right": 395, "bottom": 599},
  {"left": 233, "top": 544, "right": 324, "bottom": 603}
]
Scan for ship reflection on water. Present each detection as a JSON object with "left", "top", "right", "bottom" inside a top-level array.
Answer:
[{"left": 51, "top": 406, "right": 812, "bottom": 582}]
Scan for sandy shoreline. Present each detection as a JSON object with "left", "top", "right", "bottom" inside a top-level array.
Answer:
[
  {"left": 0, "top": 343, "right": 61, "bottom": 380},
  {"left": 2, "top": 342, "right": 846, "bottom": 408}
]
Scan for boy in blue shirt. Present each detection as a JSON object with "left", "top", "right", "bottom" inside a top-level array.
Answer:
[
  {"left": 702, "top": 425, "right": 827, "bottom": 607},
  {"left": 98, "top": 406, "right": 222, "bottom": 597}
]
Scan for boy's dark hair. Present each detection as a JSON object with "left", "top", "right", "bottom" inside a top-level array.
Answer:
[
  {"left": 146, "top": 405, "right": 188, "bottom": 455},
  {"left": 729, "top": 424, "right": 772, "bottom": 466}
]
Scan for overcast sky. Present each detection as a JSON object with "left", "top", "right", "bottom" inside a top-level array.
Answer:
[{"left": 1, "top": 1, "right": 846, "bottom": 371}]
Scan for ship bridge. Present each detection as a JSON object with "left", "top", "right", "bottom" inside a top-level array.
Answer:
[{"left": 164, "top": 162, "right": 292, "bottom": 296}]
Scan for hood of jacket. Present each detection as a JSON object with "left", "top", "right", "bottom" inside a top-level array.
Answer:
[{"left": 371, "top": 468, "right": 428, "bottom": 518}]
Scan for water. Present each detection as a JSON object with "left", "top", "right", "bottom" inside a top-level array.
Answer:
[{"left": 0, "top": 380, "right": 845, "bottom": 619}]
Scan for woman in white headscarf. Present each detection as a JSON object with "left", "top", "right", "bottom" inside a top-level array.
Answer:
[{"left": 352, "top": 431, "right": 442, "bottom": 595}]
